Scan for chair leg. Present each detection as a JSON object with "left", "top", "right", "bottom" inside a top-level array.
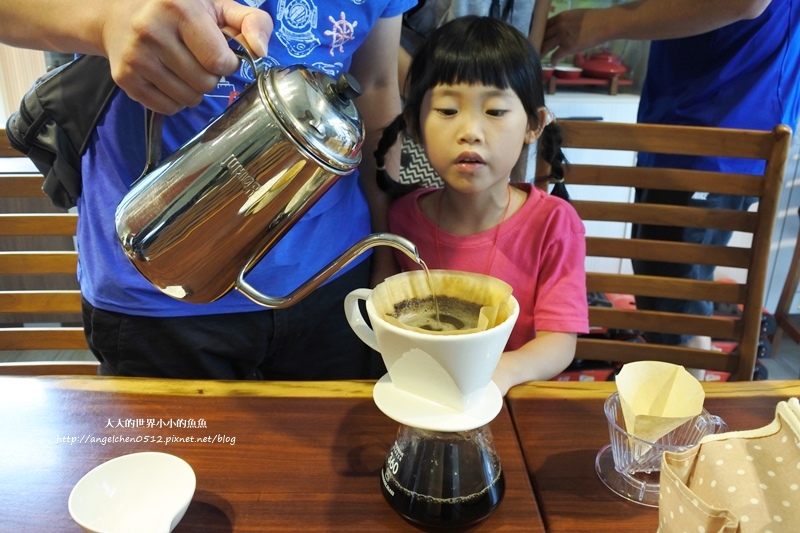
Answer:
[{"left": 772, "top": 207, "right": 800, "bottom": 352}]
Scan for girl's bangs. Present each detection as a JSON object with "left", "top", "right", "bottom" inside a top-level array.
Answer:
[{"left": 426, "top": 43, "right": 514, "bottom": 90}]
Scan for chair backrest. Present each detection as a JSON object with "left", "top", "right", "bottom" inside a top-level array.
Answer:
[
  {"left": 0, "top": 128, "right": 86, "bottom": 350},
  {"left": 552, "top": 120, "right": 791, "bottom": 381},
  {"left": 0, "top": 361, "right": 99, "bottom": 375}
]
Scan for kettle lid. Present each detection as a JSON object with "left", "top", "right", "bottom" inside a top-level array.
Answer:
[{"left": 262, "top": 65, "right": 364, "bottom": 173}]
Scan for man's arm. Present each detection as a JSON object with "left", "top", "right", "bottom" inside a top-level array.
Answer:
[
  {"left": 528, "top": 0, "right": 552, "bottom": 52},
  {"left": 0, "top": 0, "right": 273, "bottom": 114},
  {"left": 543, "top": 0, "right": 773, "bottom": 63},
  {"left": 348, "top": 14, "right": 406, "bottom": 286}
]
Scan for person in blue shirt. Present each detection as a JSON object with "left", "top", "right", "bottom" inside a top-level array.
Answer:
[
  {"left": 0, "top": 0, "right": 416, "bottom": 379},
  {"left": 542, "top": 0, "right": 800, "bottom": 350}
]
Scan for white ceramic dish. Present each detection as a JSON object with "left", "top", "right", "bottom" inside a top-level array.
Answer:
[
  {"left": 68, "top": 452, "right": 196, "bottom": 533},
  {"left": 553, "top": 65, "right": 583, "bottom": 79},
  {"left": 373, "top": 373, "right": 503, "bottom": 432}
]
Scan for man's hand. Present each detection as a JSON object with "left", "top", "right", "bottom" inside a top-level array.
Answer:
[
  {"left": 542, "top": 9, "right": 602, "bottom": 65},
  {"left": 101, "top": 0, "right": 273, "bottom": 114},
  {"left": 541, "top": 0, "right": 772, "bottom": 65}
]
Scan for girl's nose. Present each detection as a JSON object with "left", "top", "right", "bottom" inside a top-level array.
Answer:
[{"left": 457, "top": 118, "right": 483, "bottom": 144}]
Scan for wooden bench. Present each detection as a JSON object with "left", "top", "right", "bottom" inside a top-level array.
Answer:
[
  {"left": 0, "top": 128, "right": 86, "bottom": 350},
  {"left": 0, "top": 360, "right": 99, "bottom": 375}
]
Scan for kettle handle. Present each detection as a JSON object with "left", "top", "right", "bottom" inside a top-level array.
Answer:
[
  {"left": 234, "top": 232, "right": 420, "bottom": 309},
  {"left": 222, "top": 29, "right": 264, "bottom": 79},
  {"left": 135, "top": 31, "right": 263, "bottom": 183}
]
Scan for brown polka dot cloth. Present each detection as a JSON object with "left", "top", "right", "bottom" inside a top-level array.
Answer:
[{"left": 658, "top": 397, "right": 800, "bottom": 532}]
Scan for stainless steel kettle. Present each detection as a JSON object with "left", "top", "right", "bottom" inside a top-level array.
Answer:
[{"left": 115, "top": 43, "right": 418, "bottom": 308}]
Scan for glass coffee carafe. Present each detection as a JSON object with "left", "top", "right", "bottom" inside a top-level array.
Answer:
[{"left": 380, "top": 424, "right": 505, "bottom": 529}]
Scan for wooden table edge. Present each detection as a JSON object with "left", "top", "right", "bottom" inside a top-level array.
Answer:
[
  {"left": 506, "top": 379, "right": 800, "bottom": 401},
  {"left": 7, "top": 376, "right": 798, "bottom": 401},
  {"left": 0, "top": 376, "right": 378, "bottom": 397}
]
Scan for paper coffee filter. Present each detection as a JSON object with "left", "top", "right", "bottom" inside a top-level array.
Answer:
[
  {"left": 616, "top": 361, "right": 705, "bottom": 443},
  {"left": 374, "top": 270, "right": 513, "bottom": 335}
]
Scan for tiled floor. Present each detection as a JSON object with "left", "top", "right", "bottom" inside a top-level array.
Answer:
[
  {"left": 760, "top": 334, "right": 800, "bottom": 379},
  {"left": 2, "top": 335, "right": 799, "bottom": 379}
]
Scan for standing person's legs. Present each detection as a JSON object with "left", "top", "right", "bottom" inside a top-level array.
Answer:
[
  {"left": 257, "top": 259, "right": 383, "bottom": 380},
  {"left": 82, "top": 299, "right": 273, "bottom": 379},
  {"left": 82, "top": 259, "right": 380, "bottom": 380},
  {"left": 632, "top": 188, "right": 756, "bottom": 345}
]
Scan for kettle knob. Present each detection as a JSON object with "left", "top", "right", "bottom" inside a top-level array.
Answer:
[{"left": 335, "top": 73, "right": 362, "bottom": 102}]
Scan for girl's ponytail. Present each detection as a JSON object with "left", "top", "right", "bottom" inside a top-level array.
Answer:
[
  {"left": 534, "top": 122, "right": 571, "bottom": 202},
  {"left": 374, "top": 114, "right": 423, "bottom": 199}
]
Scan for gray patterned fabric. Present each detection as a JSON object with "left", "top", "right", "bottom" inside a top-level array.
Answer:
[{"left": 398, "top": 136, "right": 442, "bottom": 188}]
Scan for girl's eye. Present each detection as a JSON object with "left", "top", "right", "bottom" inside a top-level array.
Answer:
[
  {"left": 436, "top": 108, "right": 457, "bottom": 116},
  {"left": 487, "top": 109, "right": 507, "bottom": 117}
]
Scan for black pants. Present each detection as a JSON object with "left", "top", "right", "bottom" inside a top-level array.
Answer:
[
  {"left": 631, "top": 187, "right": 756, "bottom": 345},
  {"left": 82, "top": 260, "right": 384, "bottom": 380}
]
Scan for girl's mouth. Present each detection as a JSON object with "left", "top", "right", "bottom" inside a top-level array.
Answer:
[
  {"left": 456, "top": 152, "right": 485, "bottom": 164},
  {"left": 455, "top": 152, "right": 486, "bottom": 171}
]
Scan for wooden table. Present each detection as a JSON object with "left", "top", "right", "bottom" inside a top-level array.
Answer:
[
  {"left": 0, "top": 377, "right": 544, "bottom": 532},
  {"left": 507, "top": 380, "right": 800, "bottom": 533}
]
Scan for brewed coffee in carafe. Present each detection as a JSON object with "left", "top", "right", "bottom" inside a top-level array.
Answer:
[{"left": 380, "top": 424, "right": 504, "bottom": 529}]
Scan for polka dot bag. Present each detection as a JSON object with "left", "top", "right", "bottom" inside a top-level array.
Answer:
[{"left": 658, "top": 397, "right": 800, "bottom": 532}]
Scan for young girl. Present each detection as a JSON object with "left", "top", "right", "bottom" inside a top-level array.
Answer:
[{"left": 379, "top": 16, "right": 589, "bottom": 395}]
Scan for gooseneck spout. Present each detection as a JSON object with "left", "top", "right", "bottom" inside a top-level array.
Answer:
[
  {"left": 235, "top": 233, "right": 420, "bottom": 309},
  {"left": 371, "top": 232, "right": 422, "bottom": 266}
]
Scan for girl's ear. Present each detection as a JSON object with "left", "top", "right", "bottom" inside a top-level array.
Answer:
[{"left": 526, "top": 106, "right": 554, "bottom": 144}]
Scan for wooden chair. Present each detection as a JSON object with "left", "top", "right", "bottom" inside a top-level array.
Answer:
[
  {"left": 0, "top": 361, "right": 98, "bottom": 375},
  {"left": 0, "top": 128, "right": 86, "bottom": 351},
  {"left": 770, "top": 203, "right": 800, "bottom": 344},
  {"left": 552, "top": 120, "right": 791, "bottom": 381}
]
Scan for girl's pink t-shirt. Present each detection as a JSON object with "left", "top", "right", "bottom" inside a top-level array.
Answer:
[{"left": 389, "top": 183, "right": 589, "bottom": 350}]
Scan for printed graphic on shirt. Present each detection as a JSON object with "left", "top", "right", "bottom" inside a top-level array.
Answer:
[
  {"left": 276, "top": 0, "right": 321, "bottom": 58},
  {"left": 310, "top": 62, "right": 345, "bottom": 77},
  {"left": 324, "top": 12, "right": 358, "bottom": 56},
  {"left": 274, "top": 1, "right": 360, "bottom": 60},
  {"left": 203, "top": 0, "right": 365, "bottom": 95},
  {"left": 206, "top": 54, "right": 266, "bottom": 103},
  {"left": 239, "top": 56, "right": 276, "bottom": 82},
  {"left": 207, "top": 76, "right": 238, "bottom": 101}
]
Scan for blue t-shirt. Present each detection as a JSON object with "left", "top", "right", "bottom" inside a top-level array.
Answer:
[
  {"left": 637, "top": 0, "right": 800, "bottom": 174},
  {"left": 78, "top": 0, "right": 416, "bottom": 316}
]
